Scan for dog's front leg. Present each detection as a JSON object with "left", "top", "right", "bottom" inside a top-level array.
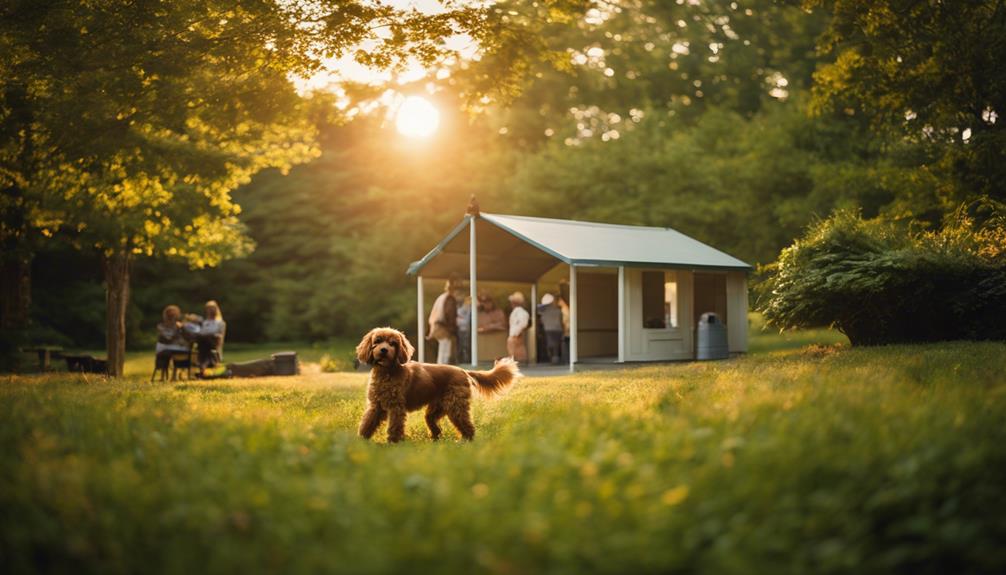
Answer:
[
  {"left": 386, "top": 408, "right": 407, "bottom": 443},
  {"left": 358, "top": 403, "right": 387, "bottom": 440}
]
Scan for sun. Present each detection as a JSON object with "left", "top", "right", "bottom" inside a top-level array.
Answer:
[{"left": 395, "top": 96, "right": 440, "bottom": 139}]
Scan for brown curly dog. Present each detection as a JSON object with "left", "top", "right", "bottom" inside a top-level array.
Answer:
[{"left": 356, "top": 327, "right": 520, "bottom": 443}]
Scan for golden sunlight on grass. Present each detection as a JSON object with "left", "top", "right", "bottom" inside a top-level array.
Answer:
[{"left": 2, "top": 341, "right": 1005, "bottom": 573}]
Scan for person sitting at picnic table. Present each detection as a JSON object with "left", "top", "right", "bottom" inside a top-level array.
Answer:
[
  {"left": 155, "top": 305, "right": 190, "bottom": 371},
  {"left": 476, "top": 292, "right": 507, "bottom": 333},
  {"left": 187, "top": 300, "right": 227, "bottom": 376}
]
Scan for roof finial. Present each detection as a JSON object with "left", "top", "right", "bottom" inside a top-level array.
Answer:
[{"left": 466, "top": 194, "right": 480, "bottom": 217}]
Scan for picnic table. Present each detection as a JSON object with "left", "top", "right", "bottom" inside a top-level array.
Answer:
[{"left": 21, "top": 345, "right": 63, "bottom": 371}]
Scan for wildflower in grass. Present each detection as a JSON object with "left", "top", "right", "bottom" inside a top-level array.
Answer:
[{"left": 661, "top": 485, "right": 690, "bottom": 506}]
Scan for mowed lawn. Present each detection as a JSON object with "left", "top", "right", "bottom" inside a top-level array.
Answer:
[{"left": 3, "top": 339, "right": 1006, "bottom": 574}]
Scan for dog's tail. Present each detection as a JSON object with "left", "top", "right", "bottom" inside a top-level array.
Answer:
[{"left": 466, "top": 357, "right": 521, "bottom": 397}]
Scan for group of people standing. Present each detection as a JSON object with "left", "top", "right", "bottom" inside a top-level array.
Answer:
[
  {"left": 155, "top": 300, "right": 227, "bottom": 376},
  {"left": 427, "top": 277, "right": 570, "bottom": 366}
]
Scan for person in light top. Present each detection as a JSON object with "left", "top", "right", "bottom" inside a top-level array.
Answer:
[
  {"left": 156, "top": 305, "right": 188, "bottom": 354},
  {"left": 192, "top": 300, "right": 226, "bottom": 375},
  {"left": 154, "top": 305, "right": 190, "bottom": 374},
  {"left": 428, "top": 278, "right": 458, "bottom": 364},
  {"left": 506, "top": 291, "right": 530, "bottom": 363}
]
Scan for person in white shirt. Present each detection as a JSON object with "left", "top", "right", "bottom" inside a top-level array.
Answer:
[
  {"left": 193, "top": 300, "right": 226, "bottom": 375},
  {"left": 506, "top": 291, "right": 530, "bottom": 363}
]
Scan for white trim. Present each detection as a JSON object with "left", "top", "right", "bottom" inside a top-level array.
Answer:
[
  {"left": 617, "top": 266, "right": 625, "bottom": 363},
  {"left": 469, "top": 216, "right": 478, "bottom": 367},
  {"left": 726, "top": 271, "right": 749, "bottom": 353},
  {"left": 417, "top": 275, "right": 425, "bottom": 362},
  {"left": 530, "top": 282, "right": 538, "bottom": 365},
  {"left": 569, "top": 264, "right": 578, "bottom": 372}
]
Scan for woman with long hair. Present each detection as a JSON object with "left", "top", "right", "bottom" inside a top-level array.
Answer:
[
  {"left": 154, "top": 305, "right": 189, "bottom": 375},
  {"left": 194, "top": 300, "right": 226, "bottom": 375}
]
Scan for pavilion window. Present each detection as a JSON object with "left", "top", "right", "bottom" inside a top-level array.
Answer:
[{"left": 642, "top": 271, "right": 678, "bottom": 329}]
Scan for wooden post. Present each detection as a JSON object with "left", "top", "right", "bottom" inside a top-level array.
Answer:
[
  {"left": 569, "top": 264, "right": 577, "bottom": 372},
  {"left": 530, "top": 282, "right": 538, "bottom": 365},
  {"left": 618, "top": 266, "right": 625, "bottom": 363},
  {"left": 469, "top": 215, "right": 478, "bottom": 367},
  {"left": 416, "top": 275, "right": 425, "bottom": 362}
]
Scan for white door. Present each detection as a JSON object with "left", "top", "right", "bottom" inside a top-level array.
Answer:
[{"left": 623, "top": 268, "right": 694, "bottom": 361}]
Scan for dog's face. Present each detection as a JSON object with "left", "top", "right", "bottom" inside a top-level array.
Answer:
[{"left": 356, "top": 327, "right": 415, "bottom": 367}]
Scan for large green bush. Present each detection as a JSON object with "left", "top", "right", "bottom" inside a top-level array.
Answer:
[{"left": 759, "top": 205, "right": 1006, "bottom": 346}]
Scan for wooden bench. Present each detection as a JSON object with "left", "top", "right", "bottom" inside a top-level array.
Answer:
[
  {"left": 20, "top": 345, "right": 63, "bottom": 371},
  {"left": 63, "top": 354, "right": 109, "bottom": 374}
]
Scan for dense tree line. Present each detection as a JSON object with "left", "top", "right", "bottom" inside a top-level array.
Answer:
[{"left": 7, "top": 0, "right": 1004, "bottom": 359}]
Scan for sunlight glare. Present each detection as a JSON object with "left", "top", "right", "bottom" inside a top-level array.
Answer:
[{"left": 395, "top": 96, "right": 440, "bottom": 139}]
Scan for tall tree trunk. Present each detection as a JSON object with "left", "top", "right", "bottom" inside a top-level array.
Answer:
[
  {"left": 0, "top": 255, "right": 32, "bottom": 371},
  {"left": 104, "top": 251, "right": 131, "bottom": 377},
  {"left": 0, "top": 256, "right": 31, "bottom": 331},
  {"left": 1, "top": 85, "right": 34, "bottom": 339}
]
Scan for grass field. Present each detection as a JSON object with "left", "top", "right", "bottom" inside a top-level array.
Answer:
[
  {"left": 3, "top": 330, "right": 1006, "bottom": 574},
  {"left": 92, "top": 340, "right": 358, "bottom": 378}
]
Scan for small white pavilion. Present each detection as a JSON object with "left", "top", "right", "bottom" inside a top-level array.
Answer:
[{"left": 407, "top": 201, "right": 752, "bottom": 371}]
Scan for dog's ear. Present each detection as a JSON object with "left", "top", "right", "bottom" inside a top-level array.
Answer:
[
  {"left": 356, "top": 329, "right": 375, "bottom": 365},
  {"left": 396, "top": 331, "right": 415, "bottom": 364}
]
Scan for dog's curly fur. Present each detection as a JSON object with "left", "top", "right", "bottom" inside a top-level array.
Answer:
[{"left": 356, "top": 327, "right": 520, "bottom": 443}]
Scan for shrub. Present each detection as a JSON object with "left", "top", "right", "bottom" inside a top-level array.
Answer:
[
  {"left": 758, "top": 204, "right": 1006, "bottom": 346},
  {"left": 319, "top": 353, "right": 356, "bottom": 372}
]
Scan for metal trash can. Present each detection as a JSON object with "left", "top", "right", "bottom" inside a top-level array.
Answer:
[{"left": 696, "top": 312, "right": 729, "bottom": 360}]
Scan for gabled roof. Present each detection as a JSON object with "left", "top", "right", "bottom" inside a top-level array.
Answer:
[
  {"left": 484, "top": 213, "right": 751, "bottom": 270},
  {"left": 407, "top": 212, "right": 751, "bottom": 280}
]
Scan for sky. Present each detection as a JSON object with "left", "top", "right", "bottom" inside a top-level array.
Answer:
[{"left": 296, "top": 0, "right": 479, "bottom": 93}]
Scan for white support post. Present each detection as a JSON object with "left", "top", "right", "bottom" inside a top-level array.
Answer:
[
  {"left": 416, "top": 275, "right": 425, "bottom": 362},
  {"left": 569, "top": 264, "right": 578, "bottom": 372},
  {"left": 617, "top": 266, "right": 625, "bottom": 363},
  {"left": 530, "top": 282, "right": 538, "bottom": 365},
  {"left": 469, "top": 215, "right": 479, "bottom": 367}
]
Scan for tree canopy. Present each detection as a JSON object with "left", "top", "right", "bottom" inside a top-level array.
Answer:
[
  {"left": 807, "top": 0, "right": 1006, "bottom": 208},
  {"left": 0, "top": 0, "right": 516, "bottom": 373}
]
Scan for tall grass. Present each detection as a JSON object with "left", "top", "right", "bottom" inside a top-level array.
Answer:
[{"left": 2, "top": 340, "right": 1004, "bottom": 574}]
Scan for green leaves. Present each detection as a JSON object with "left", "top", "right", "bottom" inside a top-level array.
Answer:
[
  {"left": 758, "top": 204, "right": 1006, "bottom": 345},
  {"left": 807, "top": 0, "right": 1006, "bottom": 203},
  {"left": 0, "top": 0, "right": 510, "bottom": 266}
]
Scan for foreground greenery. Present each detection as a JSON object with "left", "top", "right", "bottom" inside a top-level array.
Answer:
[{"left": 2, "top": 340, "right": 1004, "bottom": 574}]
